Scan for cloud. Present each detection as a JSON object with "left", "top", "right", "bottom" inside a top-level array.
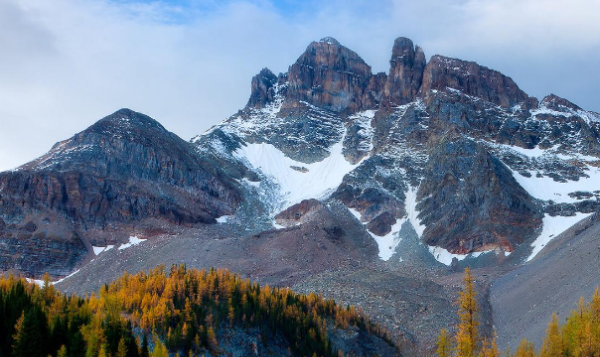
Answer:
[{"left": 0, "top": 0, "right": 598, "bottom": 171}]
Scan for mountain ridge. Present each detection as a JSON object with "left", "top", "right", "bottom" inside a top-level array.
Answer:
[
  {"left": 2, "top": 36, "right": 599, "bottom": 278},
  {"left": 249, "top": 36, "right": 537, "bottom": 115}
]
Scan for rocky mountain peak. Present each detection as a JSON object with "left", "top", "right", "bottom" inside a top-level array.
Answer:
[
  {"left": 541, "top": 93, "right": 582, "bottom": 111},
  {"left": 97, "top": 108, "right": 164, "bottom": 127},
  {"left": 383, "top": 37, "right": 426, "bottom": 106},
  {"left": 1, "top": 108, "right": 242, "bottom": 277},
  {"left": 84, "top": 108, "right": 168, "bottom": 139},
  {"left": 319, "top": 36, "right": 341, "bottom": 45},
  {"left": 284, "top": 38, "right": 374, "bottom": 112},
  {"left": 419, "top": 55, "right": 533, "bottom": 108},
  {"left": 247, "top": 68, "right": 278, "bottom": 108}
]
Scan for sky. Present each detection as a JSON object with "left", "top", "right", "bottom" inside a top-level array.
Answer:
[{"left": 1, "top": 0, "right": 599, "bottom": 171}]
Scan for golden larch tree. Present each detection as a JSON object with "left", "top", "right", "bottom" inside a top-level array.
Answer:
[{"left": 455, "top": 267, "right": 480, "bottom": 357}]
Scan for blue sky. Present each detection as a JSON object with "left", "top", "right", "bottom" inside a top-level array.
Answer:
[{"left": 0, "top": 0, "right": 599, "bottom": 170}]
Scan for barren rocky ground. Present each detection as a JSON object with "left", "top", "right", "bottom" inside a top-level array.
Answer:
[{"left": 492, "top": 213, "right": 600, "bottom": 350}]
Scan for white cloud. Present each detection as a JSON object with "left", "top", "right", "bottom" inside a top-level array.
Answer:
[{"left": 0, "top": 0, "right": 598, "bottom": 171}]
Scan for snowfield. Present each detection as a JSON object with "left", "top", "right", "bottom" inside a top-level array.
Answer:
[
  {"left": 405, "top": 186, "right": 426, "bottom": 238},
  {"left": 234, "top": 138, "right": 365, "bottom": 212},
  {"left": 216, "top": 215, "right": 231, "bottom": 223},
  {"left": 510, "top": 166, "right": 600, "bottom": 204}
]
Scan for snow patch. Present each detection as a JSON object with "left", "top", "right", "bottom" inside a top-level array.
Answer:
[
  {"left": 347, "top": 207, "right": 404, "bottom": 261},
  {"left": 526, "top": 212, "right": 592, "bottom": 262},
  {"left": 498, "top": 144, "right": 549, "bottom": 158},
  {"left": 240, "top": 177, "right": 261, "bottom": 187},
  {"left": 54, "top": 269, "right": 81, "bottom": 285},
  {"left": 510, "top": 165, "right": 600, "bottom": 204},
  {"left": 368, "top": 218, "right": 406, "bottom": 261},
  {"left": 27, "top": 269, "right": 83, "bottom": 286},
  {"left": 118, "top": 236, "right": 146, "bottom": 250},
  {"left": 491, "top": 142, "right": 599, "bottom": 163},
  {"left": 428, "top": 246, "right": 494, "bottom": 266},
  {"left": 92, "top": 245, "right": 114, "bottom": 255},
  {"left": 272, "top": 220, "right": 286, "bottom": 230},
  {"left": 405, "top": 187, "right": 425, "bottom": 237},
  {"left": 216, "top": 215, "right": 231, "bottom": 224},
  {"left": 26, "top": 278, "right": 45, "bottom": 287},
  {"left": 531, "top": 107, "right": 570, "bottom": 118}
]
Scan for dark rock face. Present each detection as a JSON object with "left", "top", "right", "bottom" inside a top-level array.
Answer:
[
  {"left": 285, "top": 37, "right": 376, "bottom": 113},
  {"left": 417, "top": 135, "right": 542, "bottom": 252},
  {"left": 364, "top": 72, "right": 388, "bottom": 110},
  {"left": 274, "top": 199, "right": 324, "bottom": 227},
  {"left": 0, "top": 109, "right": 241, "bottom": 278},
  {"left": 247, "top": 68, "right": 278, "bottom": 108},
  {"left": 383, "top": 37, "right": 426, "bottom": 106},
  {"left": 420, "top": 55, "right": 532, "bottom": 108},
  {"left": 366, "top": 211, "right": 397, "bottom": 236}
]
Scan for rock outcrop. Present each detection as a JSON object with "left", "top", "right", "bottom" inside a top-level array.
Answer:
[
  {"left": 246, "top": 68, "right": 278, "bottom": 108},
  {"left": 273, "top": 199, "right": 324, "bottom": 227},
  {"left": 417, "top": 135, "right": 542, "bottom": 252},
  {"left": 383, "top": 37, "right": 426, "bottom": 106},
  {"left": 285, "top": 37, "right": 376, "bottom": 113},
  {"left": 419, "top": 55, "right": 533, "bottom": 108},
  {"left": 540, "top": 93, "right": 582, "bottom": 111}
]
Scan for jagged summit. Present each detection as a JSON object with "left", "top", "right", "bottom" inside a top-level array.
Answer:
[
  {"left": 204, "top": 36, "right": 600, "bottom": 263},
  {"left": 247, "top": 36, "right": 538, "bottom": 113},
  {"left": 383, "top": 37, "right": 426, "bottom": 106},
  {"left": 247, "top": 68, "right": 278, "bottom": 108},
  {"left": 285, "top": 37, "right": 373, "bottom": 112}
]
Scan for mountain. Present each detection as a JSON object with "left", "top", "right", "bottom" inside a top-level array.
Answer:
[
  {"left": 1, "top": 36, "right": 600, "bottom": 355},
  {"left": 0, "top": 109, "right": 241, "bottom": 277}
]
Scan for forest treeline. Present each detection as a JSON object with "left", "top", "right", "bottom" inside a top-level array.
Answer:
[
  {"left": 437, "top": 268, "right": 600, "bottom": 357},
  {"left": 0, "top": 265, "right": 396, "bottom": 357}
]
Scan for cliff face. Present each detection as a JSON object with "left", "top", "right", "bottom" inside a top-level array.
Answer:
[
  {"left": 284, "top": 37, "right": 377, "bottom": 113},
  {"left": 247, "top": 68, "right": 278, "bottom": 108},
  {"left": 417, "top": 135, "right": 542, "bottom": 253},
  {"left": 419, "top": 55, "right": 534, "bottom": 108},
  {"left": 0, "top": 109, "right": 241, "bottom": 277},
  {"left": 383, "top": 37, "right": 426, "bottom": 106}
]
